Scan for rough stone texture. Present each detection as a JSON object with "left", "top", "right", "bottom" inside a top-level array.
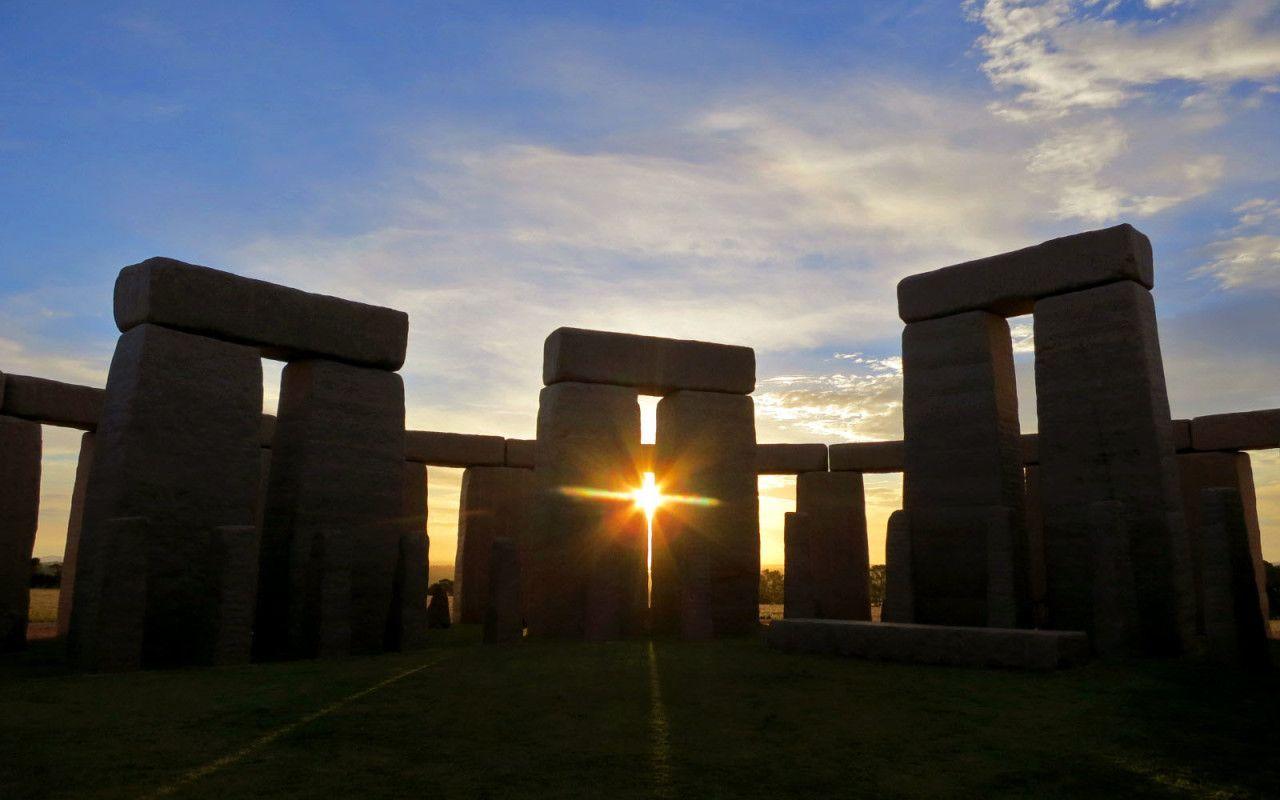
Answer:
[
  {"left": 259, "top": 414, "right": 276, "bottom": 447},
  {"left": 1189, "top": 409, "right": 1280, "bottom": 452},
  {"left": 897, "top": 223, "right": 1153, "bottom": 323},
  {"left": 783, "top": 512, "right": 816, "bottom": 619},
  {"left": 1086, "top": 501, "right": 1141, "bottom": 657},
  {"left": 389, "top": 461, "right": 429, "bottom": 650},
  {"left": 1020, "top": 434, "right": 1039, "bottom": 466},
  {"left": 427, "top": 584, "right": 451, "bottom": 629},
  {"left": 0, "top": 374, "right": 103, "bottom": 430},
  {"left": 210, "top": 525, "right": 259, "bottom": 665},
  {"left": 1034, "top": 281, "right": 1194, "bottom": 655},
  {"left": 484, "top": 537, "right": 523, "bottom": 644},
  {"left": 828, "top": 441, "right": 903, "bottom": 473},
  {"left": 505, "top": 438, "right": 536, "bottom": 468},
  {"left": 115, "top": 257, "right": 409, "bottom": 369},
  {"left": 881, "top": 510, "right": 913, "bottom": 623},
  {"left": 255, "top": 359, "right": 405, "bottom": 660},
  {"left": 653, "top": 391, "right": 759, "bottom": 638},
  {"left": 766, "top": 619, "right": 1091, "bottom": 671},
  {"left": 0, "top": 416, "right": 41, "bottom": 651},
  {"left": 1199, "top": 488, "right": 1270, "bottom": 667},
  {"left": 67, "top": 325, "right": 261, "bottom": 670},
  {"left": 56, "top": 432, "right": 95, "bottom": 637},
  {"left": 454, "top": 467, "right": 536, "bottom": 625},
  {"left": 543, "top": 327, "right": 755, "bottom": 395},
  {"left": 756, "top": 443, "right": 828, "bottom": 475},
  {"left": 1177, "top": 452, "right": 1263, "bottom": 636},
  {"left": 1023, "top": 466, "right": 1048, "bottom": 628},
  {"left": 902, "top": 311, "right": 1029, "bottom": 627},
  {"left": 404, "top": 430, "right": 505, "bottom": 467},
  {"left": 69, "top": 516, "right": 149, "bottom": 671},
  {"left": 527, "top": 382, "right": 645, "bottom": 640},
  {"left": 794, "top": 472, "right": 870, "bottom": 620},
  {"left": 1172, "top": 419, "right": 1192, "bottom": 452}
]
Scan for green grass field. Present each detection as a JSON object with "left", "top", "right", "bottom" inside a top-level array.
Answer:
[{"left": 2, "top": 629, "right": 1277, "bottom": 800}]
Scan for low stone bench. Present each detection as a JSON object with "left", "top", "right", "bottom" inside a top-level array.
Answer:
[{"left": 765, "top": 619, "right": 1089, "bottom": 671}]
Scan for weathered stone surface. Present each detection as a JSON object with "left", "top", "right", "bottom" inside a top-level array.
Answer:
[
  {"left": 1023, "top": 466, "right": 1048, "bottom": 628},
  {"left": 1189, "top": 409, "right": 1280, "bottom": 452},
  {"left": 67, "top": 324, "right": 261, "bottom": 670},
  {"left": 828, "top": 441, "right": 903, "bottom": 473},
  {"left": 404, "top": 430, "right": 505, "bottom": 467},
  {"left": 1172, "top": 419, "right": 1192, "bottom": 452},
  {"left": 795, "top": 471, "right": 870, "bottom": 620},
  {"left": 766, "top": 619, "right": 1090, "bottom": 670},
  {"left": 484, "top": 537, "right": 523, "bottom": 644},
  {"left": 259, "top": 414, "right": 276, "bottom": 447},
  {"left": 1035, "top": 281, "right": 1193, "bottom": 655},
  {"left": 210, "top": 525, "right": 258, "bottom": 665},
  {"left": 653, "top": 391, "right": 759, "bottom": 638},
  {"left": 0, "top": 416, "right": 41, "bottom": 651},
  {"left": 1085, "top": 501, "right": 1141, "bottom": 657},
  {"left": 389, "top": 461, "right": 429, "bottom": 650},
  {"left": 543, "top": 327, "right": 755, "bottom": 395},
  {"left": 70, "top": 516, "right": 149, "bottom": 671},
  {"left": 57, "top": 432, "right": 95, "bottom": 637},
  {"left": 504, "top": 438, "right": 536, "bottom": 468},
  {"left": 902, "top": 311, "right": 1029, "bottom": 627},
  {"left": 897, "top": 224, "right": 1153, "bottom": 323},
  {"left": 115, "top": 257, "right": 409, "bottom": 369},
  {"left": 1199, "top": 488, "right": 1270, "bottom": 667},
  {"left": 527, "top": 382, "right": 645, "bottom": 640},
  {"left": 881, "top": 510, "right": 913, "bottom": 623},
  {"left": 756, "top": 443, "right": 828, "bottom": 475},
  {"left": 783, "top": 512, "right": 816, "bottom": 619},
  {"left": 427, "top": 584, "right": 451, "bottom": 629},
  {"left": 255, "top": 359, "right": 405, "bottom": 660},
  {"left": 0, "top": 374, "right": 103, "bottom": 430},
  {"left": 454, "top": 466, "right": 535, "bottom": 625},
  {"left": 1020, "top": 434, "right": 1039, "bottom": 466}
]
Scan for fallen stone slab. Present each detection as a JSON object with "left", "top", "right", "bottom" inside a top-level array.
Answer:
[
  {"left": 115, "top": 257, "right": 409, "bottom": 370},
  {"left": 543, "top": 327, "right": 755, "bottom": 395},
  {"left": 765, "top": 619, "right": 1090, "bottom": 670},
  {"left": 0, "top": 374, "right": 103, "bottom": 430},
  {"left": 1189, "top": 409, "right": 1280, "bottom": 452},
  {"left": 404, "top": 430, "right": 506, "bottom": 467},
  {"left": 756, "top": 443, "right": 828, "bottom": 474},
  {"left": 897, "top": 223, "right": 1153, "bottom": 323},
  {"left": 828, "top": 441, "right": 904, "bottom": 473}
]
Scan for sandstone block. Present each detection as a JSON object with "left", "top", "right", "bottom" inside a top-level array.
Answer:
[
  {"left": 67, "top": 324, "right": 262, "bottom": 670},
  {"left": 484, "top": 537, "right": 523, "bottom": 644},
  {"left": 388, "top": 461, "right": 430, "bottom": 650},
  {"left": 404, "top": 430, "right": 505, "bottom": 467},
  {"left": 543, "top": 327, "right": 755, "bottom": 394},
  {"left": 0, "top": 416, "right": 41, "bottom": 651},
  {"left": 756, "top": 443, "right": 828, "bottom": 474},
  {"left": 1199, "top": 488, "right": 1270, "bottom": 667},
  {"left": 56, "top": 433, "right": 95, "bottom": 637},
  {"left": 881, "top": 510, "right": 913, "bottom": 623},
  {"left": 1172, "top": 419, "right": 1192, "bottom": 452},
  {"left": 1189, "top": 409, "right": 1280, "bottom": 452},
  {"left": 783, "top": 512, "right": 816, "bottom": 619},
  {"left": 1023, "top": 466, "right": 1048, "bottom": 627},
  {"left": 0, "top": 374, "right": 102, "bottom": 430},
  {"left": 454, "top": 467, "right": 535, "bottom": 625},
  {"left": 255, "top": 359, "right": 405, "bottom": 659},
  {"left": 1085, "top": 501, "right": 1141, "bottom": 657},
  {"left": 70, "top": 516, "right": 149, "bottom": 671},
  {"left": 795, "top": 471, "right": 870, "bottom": 620},
  {"left": 210, "top": 525, "right": 259, "bottom": 665},
  {"left": 504, "top": 438, "right": 536, "bottom": 468},
  {"left": 897, "top": 223, "right": 1153, "bottom": 322},
  {"left": 828, "top": 440, "right": 904, "bottom": 473},
  {"left": 1020, "top": 434, "right": 1039, "bottom": 465},
  {"left": 1035, "top": 281, "right": 1193, "bottom": 655},
  {"left": 115, "top": 257, "right": 409, "bottom": 369}
]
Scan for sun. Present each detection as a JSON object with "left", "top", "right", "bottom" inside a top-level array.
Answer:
[{"left": 632, "top": 471, "right": 664, "bottom": 521}]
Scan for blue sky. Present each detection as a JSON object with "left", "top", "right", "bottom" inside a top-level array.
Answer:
[{"left": 4, "top": 1, "right": 1279, "bottom": 566}]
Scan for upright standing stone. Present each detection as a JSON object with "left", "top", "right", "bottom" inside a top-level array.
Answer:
[
  {"left": 210, "top": 524, "right": 259, "bottom": 664},
  {"left": 388, "top": 461, "right": 429, "bottom": 650},
  {"left": 1200, "top": 488, "right": 1270, "bottom": 667},
  {"left": 427, "top": 584, "right": 451, "bottom": 629},
  {"left": 881, "top": 510, "right": 913, "bottom": 623},
  {"left": 255, "top": 359, "right": 406, "bottom": 659},
  {"left": 0, "top": 416, "right": 41, "bottom": 651},
  {"left": 57, "top": 432, "right": 94, "bottom": 637},
  {"left": 653, "top": 391, "right": 759, "bottom": 637},
  {"left": 1086, "top": 501, "right": 1141, "bottom": 657},
  {"left": 783, "top": 512, "right": 816, "bottom": 619},
  {"left": 484, "top": 537, "right": 523, "bottom": 644},
  {"left": 68, "top": 324, "right": 261, "bottom": 670},
  {"left": 454, "top": 467, "right": 536, "bottom": 624},
  {"left": 1023, "top": 465, "right": 1048, "bottom": 627},
  {"left": 901, "top": 311, "right": 1028, "bottom": 627},
  {"left": 1035, "top": 281, "right": 1193, "bottom": 654},
  {"left": 794, "top": 472, "right": 870, "bottom": 620},
  {"left": 528, "top": 382, "right": 644, "bottom": 639}
]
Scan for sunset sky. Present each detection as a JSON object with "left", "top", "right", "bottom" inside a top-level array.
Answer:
[{"left": 3, "top": 1, "right": 1279, "bottom": 569}]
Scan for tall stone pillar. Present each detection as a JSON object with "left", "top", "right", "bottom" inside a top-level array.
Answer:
[
  {"left": 653, "top": 390, "right": 759, "bottom": 637},
  {"left": 1034, "top": 280, "right": 1193, "bottom": 654},
  {"left": 528, "top": 382, "right": 644, "bottom": 639},
  {"left": 68, "top": 325, "right": 261, "bottom": 670},
  {"left": 388, "top": 461, "right": 429, "bottom": 650},
  {"left": 782, "top": 511, "right": 816, "bottom": 619},
  {"left": 1023, "top": 465, "right": 1048, "bottom": 627},
  {"left": 454, "top": 466, "right": 535, "bottom": 625},
  {"left": 1200, "top": 488, "right": 1270, "bottom": 667},
  {"left": 56, "top": 432, "right": 94, "bottom": 638},
  {"left": 794, "top": 471, "right": 870, "bottom": 620},
  {"left": 255, "top": 359, "right": 406, "bottom": 659},
  {"left": 484, "top": 537, "right": 523, "bottom": 644},
  {"left": 881, "top": 510, "right": 913, "bottom": 623},
  {"left": 901, "top": 311, "right": 1028, "bottom": 627},
  {"left": 0, "top": 416, "right": 41, "bottom": 651}
]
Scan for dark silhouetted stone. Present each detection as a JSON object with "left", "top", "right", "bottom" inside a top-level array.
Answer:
[
  {"left": 389, "top": 461, "right": 430, "bottom": 650},
  {"left": 454, "top": 466, "right": 535, "bottom": 625},
  {"left": 484, "top": 537, "right": 523, "bottom": 644},
  {"left": 404, "top": 430, "right": 505, "bottom": 467},
  {"left": 543, "top": 327, "right": 755, "bottom": 395},
  {"left": 795, "top": 471, "right": 870, "bottom": 620},
  {"left": 0, "top": 374, "right": 103, "bottom": 430},
  {"left": 0, "top": 416, "right": 40, "bottom": 651},
  {"left": 1189, "top": 409, "right": 1280, "bottom": 452},
  {"left": 210, "top": 524, "right": 258, "bottom": 665},
  {"left": 1085, "top": 501, "right": 1141, "bottom": 657},
  {"left": 828, "top": 440, "right": 904, "bottom": 473},
  {"left": 1199, "top": 488, "right": 1270, "bottom": 667},
  {"left": 427, "top": 584, "right": 451, "bottom": 629},
  {"left": 57, "top": 432, "right": 94, "bottom": 637},
  {"left": 756, "top": 443, "right": 828, "bottom": 474},
  {"left": 881, "top": 510, "right": 913, "bottom": 623},
  {"left": 783, "top": 512, "right": 816, "bottom": 619},
  {"left": 504, "top": 438, "right": 536, "bottom": 468}
]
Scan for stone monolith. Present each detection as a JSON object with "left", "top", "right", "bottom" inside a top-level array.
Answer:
[
  {"left": 1200, "top": 488, "right": 1270, "bottom": 667},
  {"left": 881, "top": 510, "right": 913, "bottom": 623},
  {"left": 783, "top": 512, "right": 816, "bottom": 619},
  {"left": 484, "top": 537, "right": 523, "bottom": 644},
  {"left": 389, "top": 461, "right": 429, "bottom": 650},
  {"left": 0, "top": 416, "right": 41, "bottom": 651},
  {"left": 56, "top": 432, "right": 94, "bottom": 637},
  {"left": 794, "top": 471, "right": 870, "bottom": 620},
  {"left": 454, "top": 466, "right": 536, "bottom": 624}
]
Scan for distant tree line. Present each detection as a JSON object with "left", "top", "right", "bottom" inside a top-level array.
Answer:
[
  {"left": 29, "top": 558, "right": 61, "bottom": 589},
  {"left": 759, "top": 565, "right": 887, "bottom": 606}
]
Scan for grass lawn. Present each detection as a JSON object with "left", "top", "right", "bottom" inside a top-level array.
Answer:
[
  {"left": 27, "top": 589, "right": 59, "bottom": 624},
  {"left": 1, "top": 629, "right": 1277, "bottom": 800}
]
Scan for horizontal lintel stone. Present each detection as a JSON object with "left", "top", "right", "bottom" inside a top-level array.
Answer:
[
  {"left": 897, "top": 224, "right": 1153, "bottom": 323},
  {"left": 405, "top": 430, "right": 506, "bottom": 467},
  {"left": 756, "top": 443, "right": 828, "bottom": 474},
  {"left": 828, "top": 441, "right": 904, "bottom": 473},
  {"left": 543, "top": 327, "right": 755, "bottom": 395},
  {"left": 1189, "top": 409, "right": 1280, "bottom": 452},
  {"left": 115, "top": 257, "right": 409, "bottom": 370},
  {"left": 0, "top": 373, "right": 103, "bottom": 430},
  {"left": 504, "top": 438, "right": 536, "bottom": 468}
]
